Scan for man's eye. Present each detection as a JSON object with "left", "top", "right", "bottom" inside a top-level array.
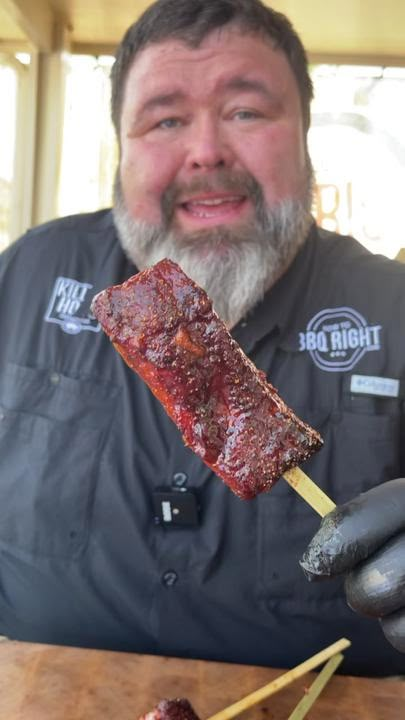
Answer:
[
  {"left": 156, "top": 118, "right": 182, "bottom": 129},
  {"left": 233, "top": 110, "right": 260, "bottom": 121}
]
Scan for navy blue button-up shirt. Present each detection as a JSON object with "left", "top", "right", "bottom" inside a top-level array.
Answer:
[{"left": 0, "top": 210, "right": 404, "bottom": 676}]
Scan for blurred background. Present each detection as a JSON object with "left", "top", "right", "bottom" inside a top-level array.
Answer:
[{"left": 0, "top": 0, "right": 404, "bottom": 258}]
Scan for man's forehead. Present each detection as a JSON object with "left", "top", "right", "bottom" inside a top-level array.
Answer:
[
  {"left": 123, "top": 28, "right": 294, "bottom": 102},
  {"left": 130, "top": 30, "right": 249, "bottom": 69},
  {"left": 130, "top": 24, "right": 264, "bottom": 67}
]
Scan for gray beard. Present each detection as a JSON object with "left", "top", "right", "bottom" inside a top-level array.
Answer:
[{"left": 113, "top": 168, "right": 313, "bottom": 328}]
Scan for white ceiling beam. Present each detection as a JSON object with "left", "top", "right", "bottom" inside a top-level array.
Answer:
[{"left": 308, "top": 52, "right": 405, "bottom": 69}]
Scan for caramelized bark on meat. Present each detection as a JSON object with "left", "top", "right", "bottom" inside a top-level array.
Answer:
[
  {"left": 92, "top": 259, "right": 322, "bottom": 499},
  {"left": 139, "top": 698, "right": 200, "bottom": 720}
]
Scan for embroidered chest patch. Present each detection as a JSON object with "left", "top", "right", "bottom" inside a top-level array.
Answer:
[
  {"left": 44, "top": 276, "right": 101, "bottom": 335},
  {"left": 298, "top": 307, "right": 382, "bottom": 372}
]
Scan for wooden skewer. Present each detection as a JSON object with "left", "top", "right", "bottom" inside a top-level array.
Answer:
[
  {"left": 283, "top": 467, "right": 336, "bottom": 517},
  {"left": 205, "top": 638, "right": 351, "bottom": 720},
  {"left": 287, "top": 653, "right": 344, "bottom": 720}
]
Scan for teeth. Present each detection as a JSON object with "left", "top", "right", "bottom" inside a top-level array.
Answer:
[
  {"left": 192, "top": 209, "right": 224, "bottom": 217},
  {"left": 188, "top": 196, "right": 241, "bottom": 206}
]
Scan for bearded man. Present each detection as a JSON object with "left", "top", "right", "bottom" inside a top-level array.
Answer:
[{"left": 0, "top": 0, "right": 405, "bottom": 677}]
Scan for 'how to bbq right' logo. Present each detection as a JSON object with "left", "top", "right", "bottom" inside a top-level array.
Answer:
[{"left": 299, "top": 307, "right": 382, "bottom": 372}]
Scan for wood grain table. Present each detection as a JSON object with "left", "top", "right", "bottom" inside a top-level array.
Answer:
[{"left": 0, "top": 640, "right": 404, "bottom": 720}]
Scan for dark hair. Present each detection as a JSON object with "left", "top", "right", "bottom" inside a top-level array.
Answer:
[{"left": 111, "top": 0, "right": 313, "bottom": 134}]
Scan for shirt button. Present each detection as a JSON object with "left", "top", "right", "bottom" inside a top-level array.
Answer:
[
  {"left": 50, "top": 372, "right": 60, "bottom": 385},
  {"left": 173, "top": 472, "right": 188, "bottom": 488},
  {"left": 162, "top": 570, "right": 178, "bottom": 587}
]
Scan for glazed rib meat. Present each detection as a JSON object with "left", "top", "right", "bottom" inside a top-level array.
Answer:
[
  {"left": 139, "top": 698, "right": 200, "bottom": 720},
  {"left": 91, "top": 259, "right": 322, "bottom": 499}
]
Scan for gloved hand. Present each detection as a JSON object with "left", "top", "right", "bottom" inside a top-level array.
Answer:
[{"left": 300, "top": 477, "right": 405, "bottom": 653}]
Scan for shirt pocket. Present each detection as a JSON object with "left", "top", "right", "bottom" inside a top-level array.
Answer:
[
  {"left": 329, "top": 406, "right": 401, "bottom": 495},
  {"left": 0, "top": 363, "right": 119, "bottom": 559},
  {"left": 257, "top": 405, "right": 401, "bottom": 610}
]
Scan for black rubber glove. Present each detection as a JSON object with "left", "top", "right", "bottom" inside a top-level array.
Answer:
[{"left": 300, "top": 478, "right": 405, "bottom": 653}]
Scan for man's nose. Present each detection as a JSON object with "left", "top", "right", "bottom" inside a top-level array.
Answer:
[{"left": 185, "top": 117, "right": 232, "bottom": 171}]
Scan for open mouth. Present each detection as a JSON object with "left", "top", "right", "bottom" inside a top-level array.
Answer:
[{"left": 177, "top": 194, "right": 248, "bottom": 223}]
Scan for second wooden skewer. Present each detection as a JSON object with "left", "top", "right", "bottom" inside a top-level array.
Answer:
[{"left": 206, "top": 637, "right": 351, "bottom": 720}]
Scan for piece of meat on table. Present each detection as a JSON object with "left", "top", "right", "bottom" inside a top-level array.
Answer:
[
  {"left": 139, "top": 698, "right": 200, "bottom": 720},
  {"left": 91, "top": 258, "right": 322, "bottom": 499}
]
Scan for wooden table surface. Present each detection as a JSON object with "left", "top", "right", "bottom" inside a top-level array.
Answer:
[{"left": 0, "top": 640, "right": 404, "bottom": 720}]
